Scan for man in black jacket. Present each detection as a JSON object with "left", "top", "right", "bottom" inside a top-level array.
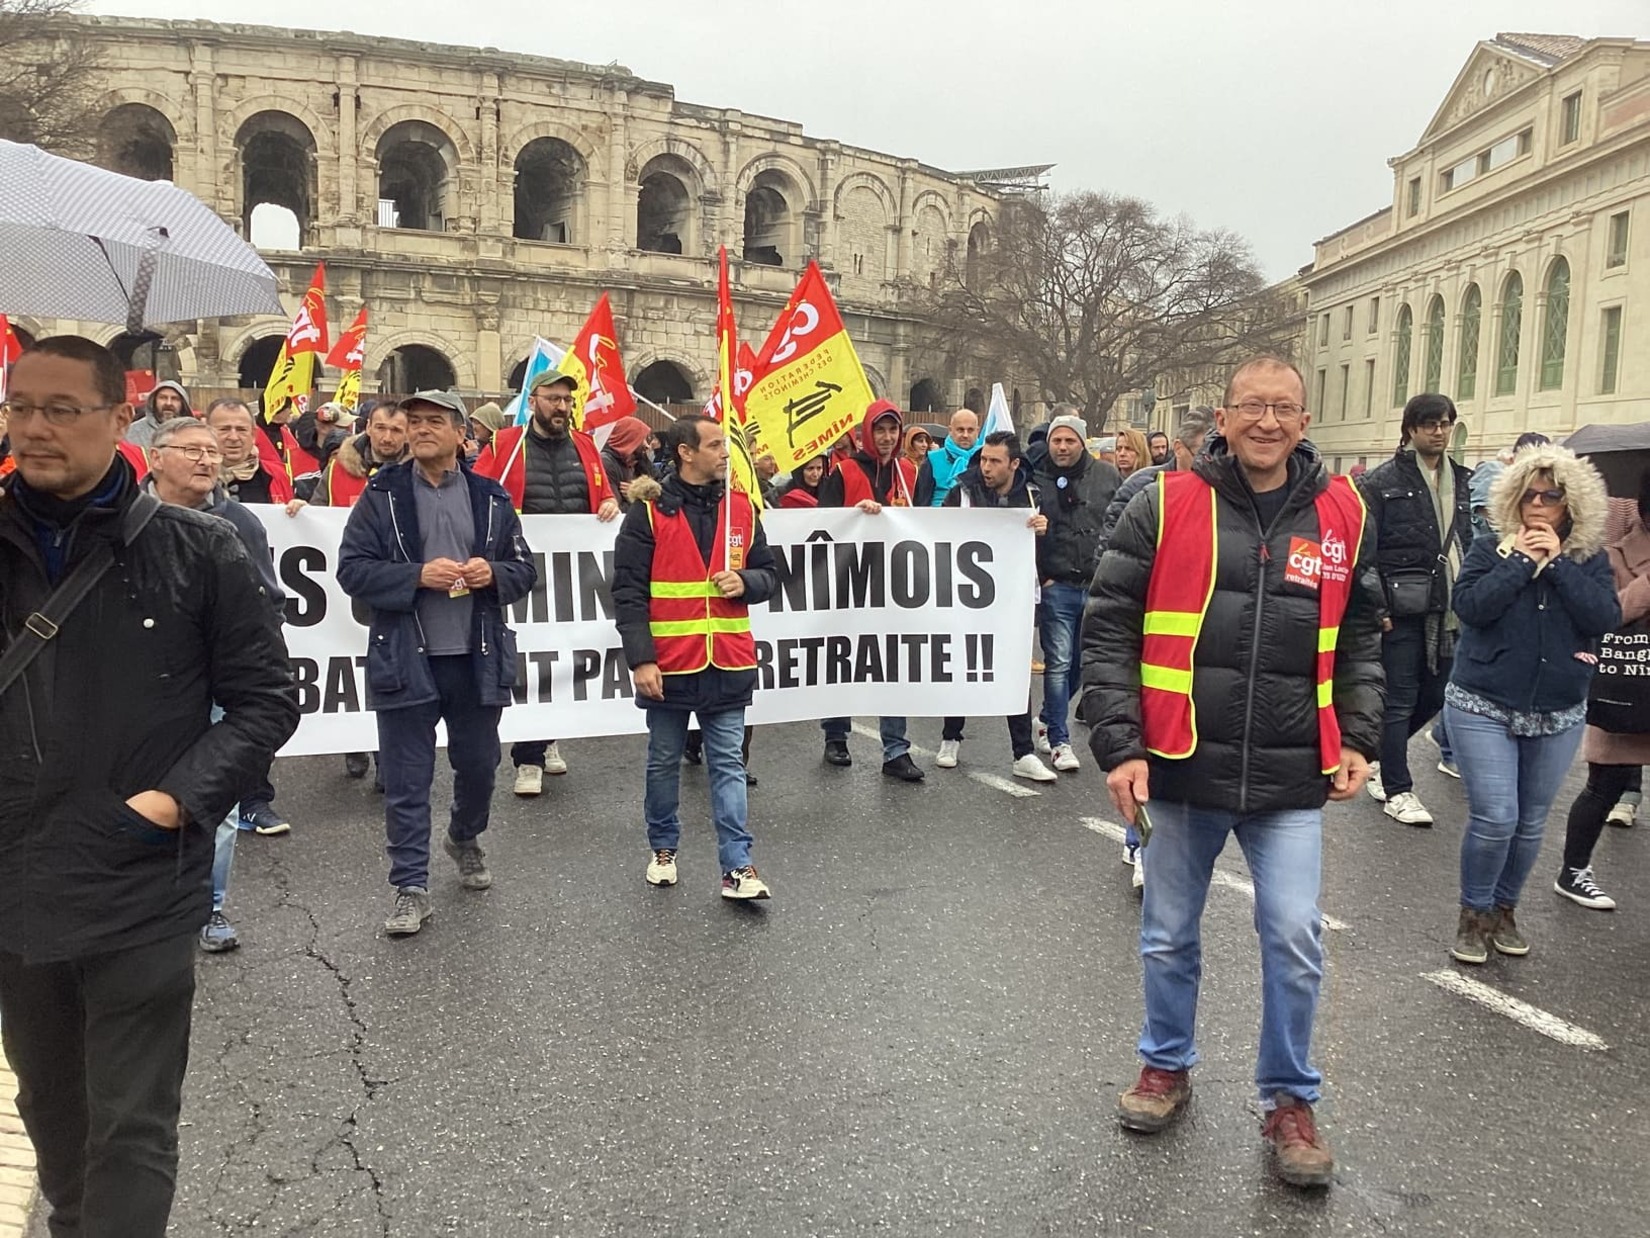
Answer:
[
  {"left": 1356, "top": 393, "right": 1474, "bottom": 827},
  {"left": 612, "top": 415, "right": 779, "bottom": 899},
  {"left": 1080, "top": 355, "right": 1382, "bottom": 1189},
  {"left": 0, "top": 336, "right": 298, "bottom": 1238}
]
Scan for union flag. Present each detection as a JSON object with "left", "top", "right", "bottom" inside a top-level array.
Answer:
[
  {"left": 712, "top": 247, "right": 762, "bottom": 509},
  {"left": 263, "top": 263, "right": 329, "bottom": 417},
  {"left": 561, "top": 293, "right": 636, "bottom": 435}
]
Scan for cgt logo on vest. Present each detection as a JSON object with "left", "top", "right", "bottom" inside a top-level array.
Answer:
[{"left": 1286, "top": 527, "right": 1351, "bottom": 591}]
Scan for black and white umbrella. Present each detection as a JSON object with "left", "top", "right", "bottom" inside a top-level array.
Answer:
[{"left": 0, "top": 139, "right": 284, "bottom": 331}]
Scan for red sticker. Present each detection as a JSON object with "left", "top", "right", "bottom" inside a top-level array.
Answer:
[{"left": 1285, "top": 537, "right": 1322, "bottom": 590}]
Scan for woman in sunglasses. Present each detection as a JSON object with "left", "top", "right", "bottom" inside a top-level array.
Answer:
[{"left": 1445, "top": 444, "right": 1619, "bottom": 965}]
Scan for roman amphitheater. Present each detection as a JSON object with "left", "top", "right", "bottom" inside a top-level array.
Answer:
[{"left": 25, "top": 14, "right": 1024, "bottom": 413}]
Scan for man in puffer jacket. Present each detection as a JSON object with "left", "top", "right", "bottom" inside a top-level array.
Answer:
[{"left": 1079, "top": 356, "right": 1383, "bottom": 1190}]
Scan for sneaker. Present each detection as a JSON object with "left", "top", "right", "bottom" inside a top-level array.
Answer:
[
  {"left": 1011, "top": 753, "right": 1057, "bottom": 782},
  {"left": 1449, "top": 907, "right": 1490, "bottom": 964},
  {"left": 384, "top": 886, "right": 432, "bottom": 936},
  {"left": 1132, "top": 851, "right": 1145, "bottom": 893},
  {"left": 1262, "top": 1097, "right": 1335, "bottom": 1188},
  {"left": 1117, "top": 1066, "right": 1191, "bottom": 1133},
  {"left": 1123, "top": 842, "right": 1138, "bottom": 867},
  {"left": 1365, "top": 762, "right": 1386, "bottom": 802},
  {"left": 238, "top": 805, "right": 290, "bottom": 837},
  {"left": 936, "top": 739, "right": 961, "bottom": 768},
  {"left": 1489, "top": 905, "right": 1529, "bottom": 956},
  {"left": 823, "top": 739, "right": 852, "bottom": 767},
  {"left": 1554, "top": 866, "right": 1617, "bottom": 910},
  {"left": 199, "top": 910, "right": 240, "bottom": 953},
  {"left": 1437, "top": 759, "right": 1460, "bottom": 779},
  {"left": 1034, "top": 719, "right": 1052, "bottom": 754},
  {"left": 745, "top": 770, "right": 759, "bottom": 787},
  {"left": 543, "top": 742, "right": 568, "bottom": 775},
  {"left": 442, "top": 836, "right": 492, "bottom": 891},
  {"left": 344, "top": 751, "right": 370, "bottom": 779},
  {"left": 1051, "top": 743, "right": 1081, "bottom": 772},
  {"left": 682, "top": 742, "right": 703, "bottom": 766},
  {"left": 513, "top": 764, "right": 543, "bottom": 796},
  {"left": 721, "top": 865, "right": 771, "bottom": 900},
  {"left": 881, "top": 753, "right": 925, "bottom": 782},
  {"left": 646, "top": 848, "right": 678, "bottom": 887},
  {"left": 1383, "top": 791, "right": 1433, "bottom": 827},
  {"left": 1606, "top": 798, "right": 1637, "bottom": 828}
]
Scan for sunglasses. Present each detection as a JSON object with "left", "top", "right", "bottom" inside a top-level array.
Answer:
[{"left": 1521, "top": 488, "right": 1566, "bottom": 506}]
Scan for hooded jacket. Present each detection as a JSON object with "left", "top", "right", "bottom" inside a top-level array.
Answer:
[
  {"left": 123, "top": 381, "right": 193, "bottom": 450},
  {"left": 816, "top": 401, "right": 916, "bottom": 508},
  {"left": 600, "top": 416, "right": 655, "bottom": 509},
  {"left": 314, "top": 432, "right": 407, "bottom": 508},
  {"left": 1449, "top": 445, "right": 1620, "bottom": 714}
]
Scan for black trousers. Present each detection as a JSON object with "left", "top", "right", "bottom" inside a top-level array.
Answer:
[
  {"left": 0, "top": 932, "right": 196, "bottom": 1238},
  {"left": 1562, "top": 763, "right": 1639, "bottom": 873}
]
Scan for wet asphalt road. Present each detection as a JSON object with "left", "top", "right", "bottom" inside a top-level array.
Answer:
[{"left": 42, "top": 716, "right": 1650, "bottom": 1237}]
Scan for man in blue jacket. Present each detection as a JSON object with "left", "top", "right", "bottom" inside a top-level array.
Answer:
[{"left": 338, "top": 392, "right": 536, "bottom": 936}]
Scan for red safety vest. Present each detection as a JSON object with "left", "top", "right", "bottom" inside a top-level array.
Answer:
[
  {"left": 477, "top": 424, "right": 615, "bottom": 514},
  {"left": 323, "top": 456, "right": 370, "bottom": 508},
  {"left": 834, "top": 456, "right": 915, "bottom": 508},
  {"left": 1140, "top": 470, "right": 1367, "bottom": 775},
  {"left": 646, "top": 491, "right": 758, "bottom": 675}
]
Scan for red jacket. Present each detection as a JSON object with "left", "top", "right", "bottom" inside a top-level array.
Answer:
[
  {"left": 476, "top": 424, "right": 616, "bottom": 513},
  {"left": 116, "top": 440, "right": 149, "bottom": 482},
  {"left": 822, "top": 400, "right": 916, "bottom": 508}
]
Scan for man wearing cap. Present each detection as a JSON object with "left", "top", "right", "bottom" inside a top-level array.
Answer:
[
  {"left": 477, "top": 371, "right": 618, "bottom": 794},
  {"left": 338, "top": 391, "right": 536, "bottom": 936}
]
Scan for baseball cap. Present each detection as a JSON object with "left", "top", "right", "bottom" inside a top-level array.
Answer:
[
  {"left": 398, "top": 390, "right": 468, "bottom": 419},
  {"left": 530, "top": 369, "right": 580, "bottom": 393}
]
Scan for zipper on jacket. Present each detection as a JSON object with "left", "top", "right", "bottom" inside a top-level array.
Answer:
[{"left": 1237, "top": 499, "right": 1289, "bottom": 813}]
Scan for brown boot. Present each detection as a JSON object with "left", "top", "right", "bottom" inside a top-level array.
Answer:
[
  {"left": 1449, "top": 907, "right": 1490, "bottom": 965},
  {"left": 1490, "top": 905, "right": 1530, "bottom": 956},
  {"left": 1117, "top": 1066, "right": 1191, "bottom": 1133},
  {"left": 1262, "top": 1096, "right": 1335, "bottom": 1188}
]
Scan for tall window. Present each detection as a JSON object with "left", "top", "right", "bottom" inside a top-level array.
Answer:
[
  {"left": 1423, "top": 296, "right": 1446, "bottom": 393},
  {"left": 1457, "top": 283, "right": 1481, "bottom": 400},
  {"left": 1320, "top": 314, "right": 1330, "bottom": 347},
  {"left": 1608, "top": 211, "right": 1630, "bottom": 268},
  {"left": 1600, "top": 306, "right": 1623, "bottom": 395},
  {"left": 1539, "top": 258, "right": 1571, "bottom": 390},
  {"left": 1392, "top": 303, "right": 1413, "bottom": 407},
  {"left": 1338, "top": 363, "right": 1350, "bottom": 421},
  {"left": 1495, "top": 272, "right": 1523, "bottom": 396},
  {"left": 1363, "top": 359, "right": 1375, "bottom": 418},
  {"left": 1315, "top": 369, "right": 1327, "bottom": 412},
  {"left": 1561, "top": 91, "right": 1582, "bottom": 145},
  {"left": 1368, "top": 297, "right": 1380, "bottom": 334},
  {"left": 1407, "top": 178, "right": 1422, "bottom": 217}
]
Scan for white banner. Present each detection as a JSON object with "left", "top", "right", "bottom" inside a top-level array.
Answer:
[{"left": 256, "top": 506, "right": 1036, "bottom": 756}]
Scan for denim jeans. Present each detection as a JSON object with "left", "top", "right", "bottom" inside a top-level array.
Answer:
[
  {"left": 211, "top": 815, "right": 237, "bottom": 912},
  {"left": 1037, "top": 582, "right": 1086, "bottom": 747},
  {"left": 1138, "top": 800, "right": 1326, "bottom": 1104},
  {"left": 821, "top": 715, "right": 909, "bottom": 761},
  {"left": 1378, "top": 617, "right": 1451, "bottom": 795},
  {"left": 1448, "top": 704, "right": 1583, "bottom": 912},
  {"left": 646, "top": 708, "right": 753, "bottom": 873},
  {"left": 1430, "top": 714, "right": 1454, "bottom": 765}
]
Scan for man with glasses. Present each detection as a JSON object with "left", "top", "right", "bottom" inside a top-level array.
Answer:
[
  {"left": 1357, "top": 394, "right": 1474, "bottom": 827},
  {"left": 1082, "top": 355, "right": 1382, "bottom": 1189}
]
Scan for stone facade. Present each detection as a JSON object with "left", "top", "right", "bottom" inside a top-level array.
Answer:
[
  {"left": 28, "top": 16, "right": 1002, "bottom": 409},
  {"left": 1301, "top": 33, "right": 1650, "bottom": 471}
]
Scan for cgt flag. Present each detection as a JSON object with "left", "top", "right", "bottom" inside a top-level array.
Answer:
[
  {"left": 712, "top": 246, "right": 762, "bottom": 510},
  {"left": 562, "top": 292, "right": 637, "bottom": 438},
  {"left": 326, "top": 306, "right": 369, "bottom": 411},
  {"left": 745, "top": 261, "right": 877, "bottom": 473},
  {"left": 263, "top": 262, "right": 330, "bottom": 418},
  {"left": 0, "top": 313, "right": 21, "bottom": 403}
]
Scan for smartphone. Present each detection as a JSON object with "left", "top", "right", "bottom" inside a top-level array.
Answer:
[{"left": 1134, "top": 801, "right": 1154, "bottom": 850}]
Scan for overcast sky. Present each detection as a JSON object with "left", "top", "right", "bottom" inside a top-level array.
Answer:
[{"left": 94, "top": 0, "right": 1646, "bottom": 279}]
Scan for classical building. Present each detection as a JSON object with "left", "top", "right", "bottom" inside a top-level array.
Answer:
[
  {"left": 25, "top": 15, "right": 1006, "bottom": 409},
  {"left": 1301, "top": 33, "right": 1650, "bottom": 472}
]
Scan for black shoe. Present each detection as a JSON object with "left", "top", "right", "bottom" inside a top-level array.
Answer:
[
  {"left": 823, "top": 739, "right": 852, "bottom": 767},
  {"left": 683, "top": 745, "right": 703, "bottom": 766},
  {"left": 344, "top": 752, "right": 370, "bottom": 779},
  {"left": 745, "top": 770, "right": 759, "bottom": 787},
  {"left": 238, "top": 805, "right": 291, "bottom": 836},
  {"left": 881, "top": 754, "right": 925, "bottom": 782}
]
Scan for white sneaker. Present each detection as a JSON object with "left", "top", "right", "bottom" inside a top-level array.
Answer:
[
  {"left": 1131, "top": 851, "right": 1145, "bottom": 892},
  {"left": 1607, "top": 798, "right": 1638, "bottom": 828},
  {"left": 513, "top": 764, "right": 543, "bottom": 797},
  {"left": 646, "top": 848, "right": 678, "bottom": 887},
  {"left": 1365, "top": 762, "right": 1386, "bottom": 802},
  {"left": 1122, "top": 842, "right": 1138, "bottom": 867},
  {"left": 1012, "top": 753, "right": 1057, "bottom": 782},
  {"left": 543, "top": 741, "right": 569, "bottom": 775},
  {"left": 1051, "top": 743, "right": 1081, "bottom": 772},
  {"left": 1033, "top": 720, "right": 1052, "bottom": 754},
  {"left": 936, "top": 739, "right": 961, "bottom": 768},
  {"left": 1383, "top": 790, "right": 1433, "bottom": 826}
]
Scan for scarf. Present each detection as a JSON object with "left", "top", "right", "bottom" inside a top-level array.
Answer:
[
  {"left": 926, "top": 437, "right": 980, "bottom": 505},
  {"left": 1047, "top": 450, "right": 1090, "bottom": 509},
  {"left": 223, "top": 455, "right": 261, "bottom": 483},
  {"left": 1412, "top": 446, "right": 1461, "bottom": 669}
]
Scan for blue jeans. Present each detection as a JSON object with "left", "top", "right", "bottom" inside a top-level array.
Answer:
[
  {"left": 1378, "top": 617, "right": 1450, "bottom": 796},
  {"left": 1138, "top": 800, "right": 1325, "bottom": 1104},
  {"left": 1038, "top": 582, "right": 1086, "bottom": 746},
  {"left": 820, "top": 716, "right": 909, "bottom": 762},
  {"left": 211, "top": 815, "right": 237, "bottom": 912},
  {"left": 1447, "top": 704, "right": 1583, "bottom": 912},
  {"left": 646, "top": 708, "right": 753, "bottom": 873},
  {"left": 1430, "top": 714, "right": 1454, "bottom": 765}
]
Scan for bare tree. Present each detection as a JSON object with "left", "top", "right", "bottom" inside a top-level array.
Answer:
[
  {"left": 0, "top": 0, "right": 104, "bottom": 156},
  {"left": 923, "top": 191, "right": 1275, "bottom": 429}
]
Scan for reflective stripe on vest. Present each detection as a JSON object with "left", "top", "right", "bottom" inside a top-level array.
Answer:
[
  {"left": 646, "top": 493, "right": 758, "bottom": 675},
  {"left": 1140, "top": 471, "right": 1368, "bottom": 774}
]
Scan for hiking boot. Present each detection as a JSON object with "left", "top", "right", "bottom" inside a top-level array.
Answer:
[
  {"left": 1383, "top": 791, "right": 1433, "bottom": 827},
  {"left": 1365, "top": 762, "right": 1386, "bottom": 802},
  {"left": 384, "top": 887, "right": 432, "bottom": 936},
  {"left": 344, "top": 751, "right": 370, "bottom": 779},
  {"left": 513, "top": 764, "right": 543, "bottom": 797},
  {"left": 1262, "top": 1096, "right": 1335, "bottom": 1188},
  {"left": 1051, "top": 743, "right": 1081, "bottom": 772},
  {"left": 823, "top": 739, "right": 852, "bottom": 767},
  {"left": 1034, "top": 719, "right": 1052, "bottom": 753},
  {"left": 443, "top": 836, "right": 492, "bottom": 891},
  {"left": 1489, "top": 905, "right": 1529, "bottom": 956},
  {"left": 936, "top": 739, "right": 961, "bottom": 768},
  {"left": 1449, "top": 907, "right": 1490, "bottom": 964},
  {"left": 199, "top": 910, "right": 240, "bottom": 954},
  {"left": 881, "top": 753, "right": 925, "bottom": 782},
  {"left": 1012, "top": 753, "right": 1057, "bottom": 782},
  {"left": 721, "top": 865, "right": 771, "bottom": 900},
  {"left": 1606, "top": 798, "right": 1637, "bottom": 828},
  {"left": 1554, "top": 866, "right": 1616, "bottom": 910},
  {"left": 1117, "top": 1066, "right": 1191, "bottom": 1133},
  {"left": 543, "top": 742, "right": 569, "bottom": 774},
  {"left": 238, "top": 805, "right": 291, "bottom": 837},
  {"left": 646, "top": 848, "right": 678, "bottom": 887}
]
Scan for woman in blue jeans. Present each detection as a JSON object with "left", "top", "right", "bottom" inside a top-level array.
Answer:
[{"left": 1445, "top": 444, "right": 1619, "bottom": 964}]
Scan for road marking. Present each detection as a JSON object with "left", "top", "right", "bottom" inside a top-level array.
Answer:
[
  {"left": 1423, "top": 970, "right": 1609, "bottom": 1052},
  {"left": 1078, "top": 817, "right": 1348, "bottom": 931},
  {"left": 849, "top": 724, "right": 1042, "bottom": 797}
]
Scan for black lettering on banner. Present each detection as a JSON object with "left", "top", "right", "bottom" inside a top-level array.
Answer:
[
  {"left": 292, "top": 657, "right": 320, "bottom": 714},
  {"left": 280, "top": 547, "right": 329, "bottom": 628},
  {"left": 551, "top": 553, "right": 575, "bottom": 623},
  {"left": 571, "top": 648, "right": 602, "bottom": 701},
  {"left": 755, "top": 633, "right": 958, "bottom": 689},
  {"left": 956, "top": 541, "right": 995, "bottom": 607},
  {"left": 854, "top": 635, "right": 883, "bottom": 682},
  {"left": 323, "top": 656, "right": 363, "bottom": 713},
  {"left": 511, "top": 650, "right": 561, "bottom": 705},
  {"left": 934, "top": 542, "right": 953, "bottom": 607},
  {"left": 826, "top": 635, "right": 852, "bottom": 683},
  {"left": 809, "top": 533, "right": 832, "bottom": 611},
  {"left": 510, "top": 553, "right": 550, "bottom": 624},
  {"left": 601, "top": 647, "right": 632, "bottom": 700},
  {"left": 835, "top": 541, "right": 885, "bottom": 609},
  {"left": 890, "top": 541, "right": 930, "bottom": 609},
  {"left": 578, "top": 551, "right": 616, "bottom": 621},
  {"left": 769, "top": 532, "right": 996, "bottom": 612}
]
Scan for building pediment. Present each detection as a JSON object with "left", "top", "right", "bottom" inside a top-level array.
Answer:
[{"left": 1420, "top": 42, "right": 1553, "bottom": 144}]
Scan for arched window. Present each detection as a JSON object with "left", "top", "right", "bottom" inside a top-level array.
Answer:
[
  {"left": 1457, "top": 284, "right": 1481, "bottom": 400},
  {"left": 1539, "top": 258, "right": 1571, "bottom": 390},
  {"left": 1495, "top": 272, "right": 1523, "bottom": 396},
  {"left": 636, "top": 154, "right": 697, "bottom": 255},
  {"left": 97, "top": 104, "right": 175, "bottom": 182},
  {"left": 238, "top": 112, "right": 317, "bottom": 248},
  {"left": 909, "top": 377, "right": 943, "bottom": 413},
  {"left": 1392, "top": 304, "right": 1413, "bottom": 407},
  {"left": 513, "top": 138, "right": 584, "bottom": 244},
  {"left": 377, "top": 121, "right": 459, "bottom": 233},
  {"left": 377, "top": 345, "right": 456, "bottom": 394},
  {"left": 742, "top": 170, "right": 798, "bottom": 267},
  {"left": 965, "top": 222, "right": 990, "bottom": 288},
  {"left": 1422, "top": 296, "right": 1446, "bottom": 393},
  {"left": 633, "top": 360, "right": 694, "bottom": 406}
]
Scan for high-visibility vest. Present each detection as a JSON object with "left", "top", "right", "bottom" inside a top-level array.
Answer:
[
  {"left": 646, "top": 491, "right": 758, "bottom": 675},
  {"left": 1140, "top": 470, "right": 1367, "bottom": 774},
  {"left": 323, "top": 456, "right": 371, "bottom": 508},
  {"left": 477, "top": 425, "right": 615, "bottom": 514}
]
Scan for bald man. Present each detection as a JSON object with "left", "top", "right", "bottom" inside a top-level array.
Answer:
[{"left": 914, "top": 408, "right": 982, "bottom": 507}]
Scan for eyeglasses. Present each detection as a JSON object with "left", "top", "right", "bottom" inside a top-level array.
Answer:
[
  {"left": 1414, "top": 417, "right": 1457, "bottom": 431},
  {"left": 159, "top": 444, "right": 224, "bottom": 462},
  {"left": 1522, "top": 487, "right": 1566, "bottom": 506},
  {"left": 0, "top": 400, "right": 116, "bottom": 426},
  {"left": 1229, "top": 400, "right": 1305, "bottom": 423}
]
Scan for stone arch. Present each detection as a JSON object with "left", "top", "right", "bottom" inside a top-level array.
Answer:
[
  {"left": 861, "top": 362, "right": 888, "bottom": 399},
  {"left": 361, "top": 103, "right": 474, "bottom": 166},
  {"left": 95, "top": 101, "right": 176, "bottom": 182},
  {"left": 628, "top": 347, "right": 708, "bottom": 398},
  {"left": 833, "top": 171, "right": 897, "bottom": 222},
  {"left": 375, "top": 119, "right": 462, "bottom": 232},
  {"left": 222, "top": 94, "right": 334, "bottom": 156},
  {"left": 367, "top": 328, "right": 477, "bottom": 391},
  {"left": 234, "top": 110, "right": 319, "bottom": 248},
  {"left": 635, "top": 157, "right": 694, "bottom": 254},
  {"left": 220, "top": 319, "right": 299, "bottom": 366},
  {"left": 909, "top": 377, "right": 944, "bottom": 413},
  {"left": 632, "top": 359, "right": 695, "bottom": 406},
  {"left": 513, "top": 137, "right": 586, "bottom": 244},
  {"left": 377, "top": 344, "right": 457, "bottom": 395},
  {"left": 625, "top": 135, "right": 719, "bottom": 197},
  {"left": 909, "top": 190, "right": 954, "bottom": 234},
  {"left": 501, "top": 119, "right": 600, "bottom": 176},
  {"left": 835, "top": 174, "right": 894, "bottom": 283},
  {"left": 738, "top": 155, "right": 814, "bottom": 269},
  {"left": 236, "top": 334, "right": 289, "bottom": 391},
  {"left": 965, "top": 218, "right": 991, "bottom": 288},
  {"left": 734, "top": 152, "right": 817, "bottom": 207}
]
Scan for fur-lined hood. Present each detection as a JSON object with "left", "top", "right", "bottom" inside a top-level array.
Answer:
[
  {"left": 1487, "top": 444, "right": 1609, "bottom": 560},
  {"left": 626, "top": 474, "right": 662, "bottom": 505}
]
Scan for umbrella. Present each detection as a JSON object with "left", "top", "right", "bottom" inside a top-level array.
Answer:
[
  {"left": 1564, "top": 422, "right": 1650, "bottom": 498},
  {"left": 0, "top": 139, "right": 284, "bottom": 331}
]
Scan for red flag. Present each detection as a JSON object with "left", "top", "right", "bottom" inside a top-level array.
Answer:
[
  {"left": 325, "top": 306, "right": 368, "bottom": 370},
  {"left": 564, "top": 293, "right": 637, "bottom": 433},
  {"left": 0, "top": 314, "right": 20, "bottom": 404},
  {"left": 713, "top": 248, "right": 762, "bottom": 508},
  {"left": 285, "top": 262, "right": 330, "bottom": 356},
  {"left": 702, "top": 342, "right": 758, "bottom": 422}
]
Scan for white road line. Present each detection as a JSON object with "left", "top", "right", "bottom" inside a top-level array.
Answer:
[
  {"left": 1078, "top": 817, "right": 1348, "bottom": 931},
  {"left": 967, "top": 771, "right": 1042, "bottom": 798},
  {"left": 851, "top": 722, "right": 933, "bottom": 759},
  {"left": 1423, "top": 970, "right": 1609, "bottom": 1052}
]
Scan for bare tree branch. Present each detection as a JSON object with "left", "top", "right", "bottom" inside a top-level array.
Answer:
[{"left": 0, "top": 0, "right": 105, "bottom": 158}]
